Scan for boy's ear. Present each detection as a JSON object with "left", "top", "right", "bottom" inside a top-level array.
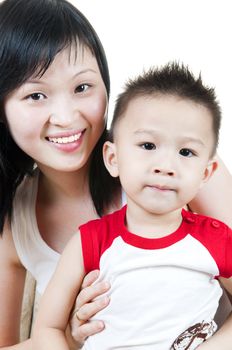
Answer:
[
  {"left": 103, "top": 141, "right": 119, "bottom": 178},
  {"left": 200, "top": 158, "right": 218, "bottom": 187}
]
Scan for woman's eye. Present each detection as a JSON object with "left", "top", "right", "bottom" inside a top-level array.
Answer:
[
  {"left": 27, "top": 92, "right": 45, "bottom": 101},
  {"left": 179, "top": 148, "right": 194, "bottom": 157},
  {"left": 75, "top": 84, "right": 89, "bottom": 93},
  {"left": 141, "top": 143, "right": 156, "bottom": 150}
]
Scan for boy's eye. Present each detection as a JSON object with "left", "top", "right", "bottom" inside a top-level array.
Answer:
[
  {"left": 179, "top": 148, "right": 194, "bottom": 157},
  {"left": 75, "top": 84, "right": 89, "bottom": 93},
  {"left": 141, "top": 143, "right": 156, "bottom": 150},
  {"left": 27, "top": 92, "right": 45, "bottom": 101}
]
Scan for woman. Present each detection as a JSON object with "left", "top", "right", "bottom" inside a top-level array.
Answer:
[{"left": 0, "top": 0, "right": 118, "bottom": 348}]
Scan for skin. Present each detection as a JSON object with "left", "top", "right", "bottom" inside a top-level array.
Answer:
[
  {"left": 5, "top": 47, "right": 107, "bottom": 176},
  {"left": 0, "top": 46, "right": 112, "bottom": 349},
  {"left": 190, "top": 157, "right": 232, "bottom": 228},
  {"left": 104, "top": 95, "right": 217, "bottom": 235},
  {"left": 32, "top": 94, "right": 232, "bottom": 349}
]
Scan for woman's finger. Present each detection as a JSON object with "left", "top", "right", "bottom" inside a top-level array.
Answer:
[
  {"left": 69, "top": 297, "right": 109, "bottom": 344},
  {"left": 80, "top": 270, "right": 100, "bottom": 290},
  {"left": 71, "top": 319, "right": 105, "bottom": 345},
  {"left": 74, "top": 280, "right": 110, "bottom": 311},
  {"left": 75, "top": 296, "right": 110, "bottom": 323},
  {"left": 68, "top": 270, "right": 110, "bottom": 345}
]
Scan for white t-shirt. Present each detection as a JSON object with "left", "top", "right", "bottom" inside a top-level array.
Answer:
[{"left": 80, "top": 206, "right": 232, "bottom": 349}]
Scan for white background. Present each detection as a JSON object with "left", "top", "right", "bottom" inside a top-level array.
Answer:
[{"left": 71, "top": 0, "right": 231, "bottom": 173}]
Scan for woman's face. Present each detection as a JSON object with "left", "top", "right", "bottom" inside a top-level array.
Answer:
[{"left": 4, "top": 46, "right": 108, "bottom": 173}]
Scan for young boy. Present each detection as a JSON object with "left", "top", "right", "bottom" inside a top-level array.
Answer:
[{"left": 33, "top": 63, "right": 232, "bottom": 350}]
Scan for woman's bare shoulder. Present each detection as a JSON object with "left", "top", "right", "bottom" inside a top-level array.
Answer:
[{"left": 190, "top": 155, "right": 232, "bottom": 227}]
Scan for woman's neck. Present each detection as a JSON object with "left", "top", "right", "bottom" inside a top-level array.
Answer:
[
  {"left": 35, "top": 163, "right": 99, "bottom": 253},
  {"left": 37, "top": 163, "right": 90, "bottom": 202}
]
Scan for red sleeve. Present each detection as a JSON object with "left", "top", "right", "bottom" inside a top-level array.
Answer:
[
  {"left": 191, "top": 214, "right": 232, "bottom": 278},
  {"left": 224, "top": 226, "right": 232, "bottom": 278},
  {"left": 79, "top": 219, "right": 101, "bottom": 274},
  {"left": 79, "top": 208, "right": 123, "bottom": 274}
]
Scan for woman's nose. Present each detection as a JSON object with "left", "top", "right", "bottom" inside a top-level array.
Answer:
[
  {"left": 49, "top": 111, "right": 76, "bottom": 126},
  {"left": 49, "top": 97, "right": 79, "bottom": 126}
]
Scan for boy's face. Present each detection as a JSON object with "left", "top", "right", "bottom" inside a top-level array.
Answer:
[{"left": 104, "top": 95, "right": 217, "bottom": 216}]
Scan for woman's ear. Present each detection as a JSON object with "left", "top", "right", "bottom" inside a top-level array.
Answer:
[
  {"left": 200, "top": 158, "right": 218, "bottom": 187},
  {"left": 103, "top": 141, "right": 119, "bottom": 178}
]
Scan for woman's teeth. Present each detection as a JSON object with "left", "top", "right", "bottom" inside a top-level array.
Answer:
[{"left": 48, "top": 133, "right": 82, "bottom": 144}]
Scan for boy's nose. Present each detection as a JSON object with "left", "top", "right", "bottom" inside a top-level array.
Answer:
[
  {"left": 152, "top": 150, "right": 177, "bottom": 177},
  {"left": 153, "top": 167, "right": 175, "bottom": 177}
]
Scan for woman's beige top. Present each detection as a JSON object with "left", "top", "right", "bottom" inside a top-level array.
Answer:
[{"left": 11, "top": 170, "right": 60, "bottom": 295}]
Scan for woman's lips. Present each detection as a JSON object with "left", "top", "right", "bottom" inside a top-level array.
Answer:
[
  {"left": 46, "top": 130, "right": 84, "bottom": 144},
  {"left": 46, "top": 130, "right": 86, "bottom": 153}
]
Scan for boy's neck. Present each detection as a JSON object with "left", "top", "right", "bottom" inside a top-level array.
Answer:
[{"left": 125, "top": 204, "right": 183, "bottom": 239}]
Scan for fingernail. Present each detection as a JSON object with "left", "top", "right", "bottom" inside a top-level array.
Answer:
[
  {"left": 101, "top": 296, "right": 110, "bottom": 305},
  {"left": 102, "top": 281, "right": 110, "bottom": 289},
  {"left": 97, "top": 321, "right": 105, "bottom": 330}
]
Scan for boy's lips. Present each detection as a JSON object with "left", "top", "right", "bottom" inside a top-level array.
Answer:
[{"left": 148, "top": 184, "right": 175, "bottom": 192}]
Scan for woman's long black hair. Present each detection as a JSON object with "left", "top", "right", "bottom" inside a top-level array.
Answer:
[{"left": 0, "top": 0, "right": 119, "bottom": 233}]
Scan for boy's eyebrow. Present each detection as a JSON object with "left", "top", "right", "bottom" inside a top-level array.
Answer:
[
  {"left": 134, "top": 129, "right": 206, "bottom": 147},
  {"left": 180, "top": 137, "right": 206, "bottom": 147},
  {"left": 134, "top": 129, "right": 158, "bottom": 136}
]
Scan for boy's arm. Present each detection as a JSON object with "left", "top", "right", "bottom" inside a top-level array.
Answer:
[
  {"left": 198, "top": 277, "right": 232, "bottom": 350},
  {"left": 189, "top": 155, "right": 232, "bottom": 228},
  {"left": 32, "top": 231, "right": 85, "bottom": 350}
]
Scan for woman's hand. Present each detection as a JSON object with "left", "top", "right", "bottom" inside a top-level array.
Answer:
[{"left": 68, "top": 270, "right": 110, "bottom": 349}]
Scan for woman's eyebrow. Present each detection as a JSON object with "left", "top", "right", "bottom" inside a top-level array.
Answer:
[{"left": 25, "top": 68, "right": 98, "bottom": 84}]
